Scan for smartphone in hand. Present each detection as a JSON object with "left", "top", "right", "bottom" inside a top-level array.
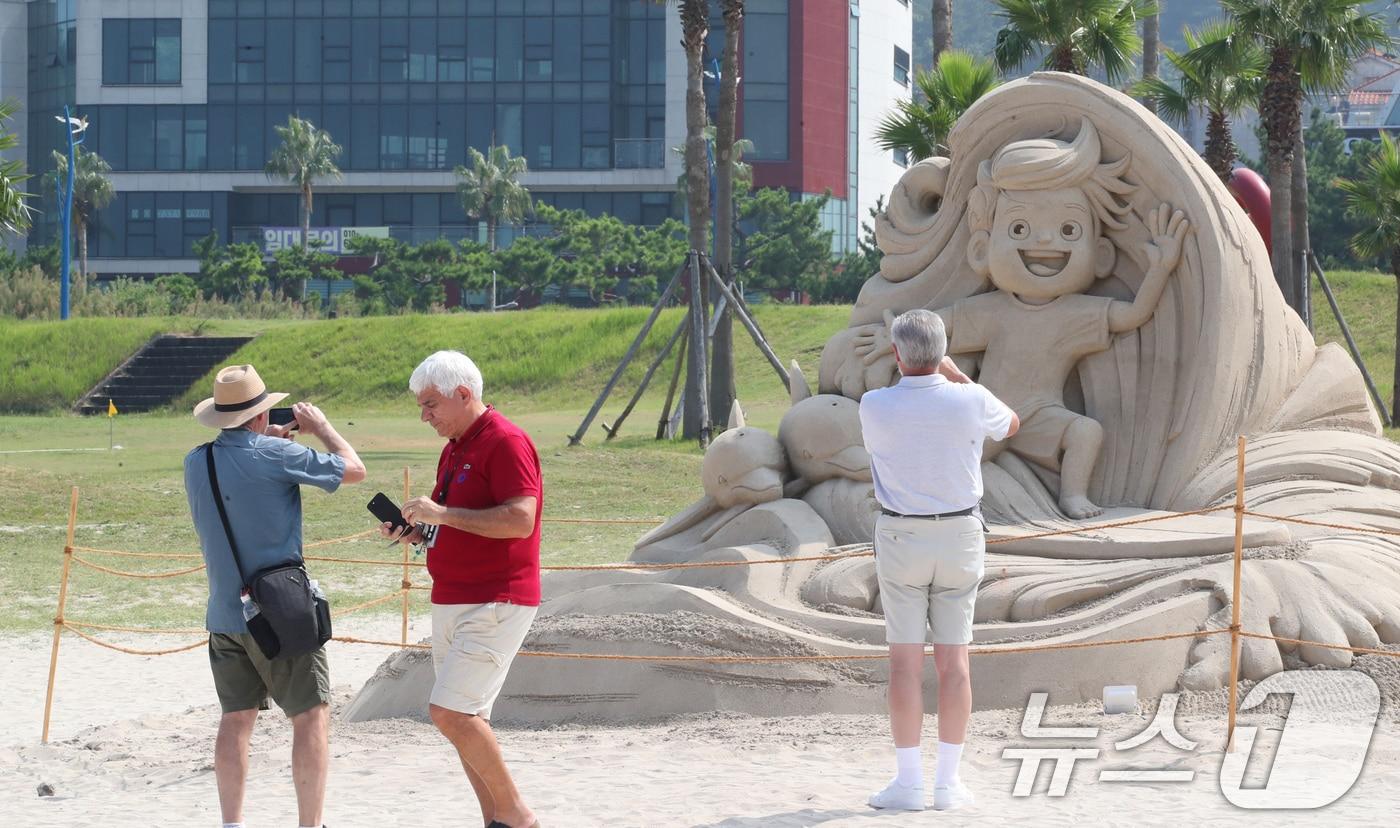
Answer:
[
  {"left": 268, "top": 406, "right": 300, "bottom": 431},
  {"left": 367, "top": 492, "right": 410, "bottom": 534}
]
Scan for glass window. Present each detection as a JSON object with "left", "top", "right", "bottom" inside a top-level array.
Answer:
[
  {"left": 126, "top": 193, "right": 155, "bottom": 257},
  {"left": 496, "top": 18, "right": 523, "bottom": 82},
  {"left": 409, "top": 19, "right": 437, "bottom": 82},
  {"left": 127, "top": 19, "right": 155, "bottom": 84},
  {"left": 409, "top": 105, "right": 439, "bottom": 168},
  {"left": 357, "top": 194, "right": 383, "bottom": 226},
  {"left": 352, "top": 19, "right": 379, "bottom": 82},
  {"left": 266, "top": 25, "right": 293, "bottom": 83},
  {"left": 554, "top": 17, "right": 581, "bottom": 82},
  {"left": 437, "top": 102, "right": 465, "bottom": 166},
  {"left": 184, "top": 107, "right": 208, "bottom": 170},
  {"left": 155, "top": 192, "right": 183, "bottom": 257},
  {"left": 350, "top": 105, "right": 379, "bottom": 169},
  {"left": 523, "top": 103, "right": 551, "bottom": 168},
  {"left": 209, "top": 20, "right": 236, "bottom": 84},
  {"left": 155, "top": 20, "right": 181, "bottom": 84},
  {"left": 467, "top": 20, "right": 494, "bottom": 82},
  {"left": 745, "top": 13, "right": 787, "bottom": 91},
  {"left": 382, "top": 193, "right": 411, "bottom": 225},
  {"left": 495, "top": 103, "right": 522, "bottom": 156},
  {"left": 236, "top": 19, "right": 265, "bottom": 83},
  {"left": 102, "top": 19, "right": 128, "bottom": 84},
  {"left": 156, "top": 107, "right": 183, "bottom": 170},
  {"left": 235, "top": 105, "right": 265, "bottom": 168},
  {"left": 295, "top": 21, "right": 322, "bottom": 83},
  {"left": 744, "top": 100, "right": 787, "bottom": 161},
  {"left": 127, "top": 106, "right": 155, "bottom": 169},
  {"left": 320, "top": 104, "right": 351, "bottom": 164},
  {"left": 100, "top": 18, "right": 185, "bottom": 89},
  {"left": 466, "top": 103, "right": 491, "bottom": 155},
  {"left": 380, "top": 104, "right": 407, "bottom": 169},
  {"left": 207, "top": 106, "right": 235, "bottom": 169},
  {"left": 552, "top": 103, "right": 580, "bottom": 169},
  {"left": 102, "top": 106, "right": 128, "bottom": 170},
  {"left": 894, "top": 45, "right": 910, "bottom": 86}
]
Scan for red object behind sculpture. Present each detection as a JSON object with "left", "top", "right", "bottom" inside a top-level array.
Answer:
[{"left": 1227, "top": 167, "right": 1272, "bottom": 255}]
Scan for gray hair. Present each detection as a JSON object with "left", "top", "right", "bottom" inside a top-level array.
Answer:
[
  {"left": 409, "top": 350, "right": 484, "bottom": 400},
  {"left": 890, "top": 309, "right": 947, "bottom": 372}
]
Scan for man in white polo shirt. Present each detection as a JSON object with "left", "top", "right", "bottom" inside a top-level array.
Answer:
[{"left": 859, "top": 309, "right": 1019, "bottom": 812}]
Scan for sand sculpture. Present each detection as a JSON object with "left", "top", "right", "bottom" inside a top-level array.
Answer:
[{"left": 348, "top": 73, "right": 1400, "bottom": 725}]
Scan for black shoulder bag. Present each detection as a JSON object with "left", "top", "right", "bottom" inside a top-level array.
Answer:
[{"left": 205, "top": 443, "right": 332, "bottom": 660}]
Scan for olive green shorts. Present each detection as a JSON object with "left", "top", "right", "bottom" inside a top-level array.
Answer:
[{"left": 208, "top": 633, "right": 331, "bottom": 717}]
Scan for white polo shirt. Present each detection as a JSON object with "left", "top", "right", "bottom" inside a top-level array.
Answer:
[{"left": 858, "top": 373, "right": 1015, "bottom": 516}]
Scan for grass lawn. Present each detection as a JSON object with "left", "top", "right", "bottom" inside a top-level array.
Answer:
[
  {"left": 4, "top": 270, "right": 1400, "bottom": 636},
  {"left": 0, "top": 411, "right": 717, "bottom": 634}
]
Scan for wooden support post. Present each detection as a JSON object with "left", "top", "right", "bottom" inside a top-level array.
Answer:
[
  {"left": 686, "top": 251, "right": 712, "bottom": 448},
  {"left": 400, "top": 466, "right": 412, "bottom": 646},
  {"left": 568, "top": 263, "right": 685, "bottom": 446},
  {"left": 1227, "top": 435, "right": 1246, "bottom": 753},
  {"left": 42, "top": 487, "right": 79, "bottom": 743},
  {"left": 704, "top": 260, "right": 790, "bottom": 391},
  {"left": 605, "top": 314, "right": 689, "bottom": 441},
  {"left": 657, "top": 326, "right": 688, "bottom": 440}
]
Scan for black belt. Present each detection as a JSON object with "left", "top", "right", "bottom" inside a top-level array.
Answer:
[{"left": 880, "top": 506, "right": 976, "bottom": 520}]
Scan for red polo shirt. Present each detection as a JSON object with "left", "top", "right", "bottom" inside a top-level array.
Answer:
[{"left": 426, "top": 408, "right": 543, "bottom": 606}]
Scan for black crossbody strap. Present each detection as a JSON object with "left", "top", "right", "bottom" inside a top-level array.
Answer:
[{"left": 204, "top": 442, "right": 249, "bottom": 588}]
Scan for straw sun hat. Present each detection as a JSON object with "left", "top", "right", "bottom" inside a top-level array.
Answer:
[{"left": 193, "top": 364, "right": 288, "bottom": 429}]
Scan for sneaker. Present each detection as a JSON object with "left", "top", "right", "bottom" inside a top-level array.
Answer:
[
  {"left": 868, "top": 778, "right": 926, "bottom": 811},
  {"left": 933, "top": 780, "right": 974, "bottom": 811}
]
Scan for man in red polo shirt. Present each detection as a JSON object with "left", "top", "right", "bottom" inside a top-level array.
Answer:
[{"left": 383, "top": 350, "right": 541, "bottom": 828}]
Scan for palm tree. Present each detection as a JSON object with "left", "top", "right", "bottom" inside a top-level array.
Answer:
[
  {"left": 1141, "top": 3, "right": 1160, "bottom": 114},
  {"left": 712, "top": 0, "right": 744, "bottom": 428},
  {"left": 1337, "top": 131, "right": 1400, "bottom": 423},
  {"left": 44, "top": 146, "right": 114, "bottom": 294},
  {"left": 265, "top": 116, "right": 342, "bottom": 254},
  {"left": 454, "top": 144, "right": 533, "bottom": 311},
  {"left": 0, "top": 99, "right": 33, "bottom": 237},
  {"left": 992, "top": 0, "right": 1157, "bottom": 83},
  {"left": 673, "top": 0, "right": 712, "bottom": 441},
  {"left": 1204, "top": 0, "right": 1390, "bottom": 314},
  {"left": 933, "top": 0, "right": 953, "bottom": 64},
  {"left": 1134, "top": 21, "right": 1265, "bottom": 183},
  {"left": 876, "top": 50, "right": 1001, "bottom": 162}
]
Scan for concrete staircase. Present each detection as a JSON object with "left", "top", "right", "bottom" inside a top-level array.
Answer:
[{"left": 76, "top": 335, "right": 253, "bottom": 415}]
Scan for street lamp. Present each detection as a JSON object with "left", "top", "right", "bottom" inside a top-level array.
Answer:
[{"left": 55, "top": 106, "right": 88, "bottom": 321}]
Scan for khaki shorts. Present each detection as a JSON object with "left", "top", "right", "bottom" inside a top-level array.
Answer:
[
  {"left": 208, "top": 633, "right": 330, "bottom": 717},
  {"left": 431, "top": 601, "right": 538, "bottom": 719},
  {"left": 874, "top": 513, "right": 985, "bottom": 645}
]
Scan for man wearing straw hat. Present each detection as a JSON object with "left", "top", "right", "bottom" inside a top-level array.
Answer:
[
  {"left": 184, "top": 364, "right": 366, "bottom": 828},
  {"left": 859, "top": 310, "right": 1018, "bottom": 813},
  {"left": 379, "top": 350, "right": 542, "bottom": 828}
]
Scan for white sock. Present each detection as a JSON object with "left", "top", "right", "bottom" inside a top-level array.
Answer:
[
  {"left": 895, "top": 745, "right": 923, "bottom": 787},
  {"left": 935, "top": 741, "right": 964, "bottom": 787},
  {"left": 221, "top": 823, "right": 244, "bottom": 828}
]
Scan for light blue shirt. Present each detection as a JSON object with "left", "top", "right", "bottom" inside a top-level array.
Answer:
[
  {"left": 859, "top": 373, "right": 1015, "bottom": 516},
  {"left": 184, "top": 429, "right": 345, "bottom": 633}
]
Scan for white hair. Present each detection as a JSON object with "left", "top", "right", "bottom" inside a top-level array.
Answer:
[
  {"left": 409, "top": 350, "right": 484, "bottom": 401},
  {"left": 890, "top": 309, "right": 947, "bottom": 372}
]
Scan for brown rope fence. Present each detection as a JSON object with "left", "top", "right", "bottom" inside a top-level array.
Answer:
[
  {"left": 70, "top": 554, "right": 206, "bottom": 579},
  {"left": 39, "top": 448, "right": 1400, "bottom": 746}
]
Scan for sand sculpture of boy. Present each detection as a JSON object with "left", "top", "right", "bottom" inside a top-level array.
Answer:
[{"left": 855, "top": 119, "right": 1189, "bottom": 519}]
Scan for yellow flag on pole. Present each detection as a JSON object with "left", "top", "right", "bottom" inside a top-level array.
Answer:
[{"left": 107, "top": 399, "right": 118, "bottom": 417}]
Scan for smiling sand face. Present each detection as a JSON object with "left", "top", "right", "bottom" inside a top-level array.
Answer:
[{"left": 985, "top": 187, "right": 1115, "bottom": 302}]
